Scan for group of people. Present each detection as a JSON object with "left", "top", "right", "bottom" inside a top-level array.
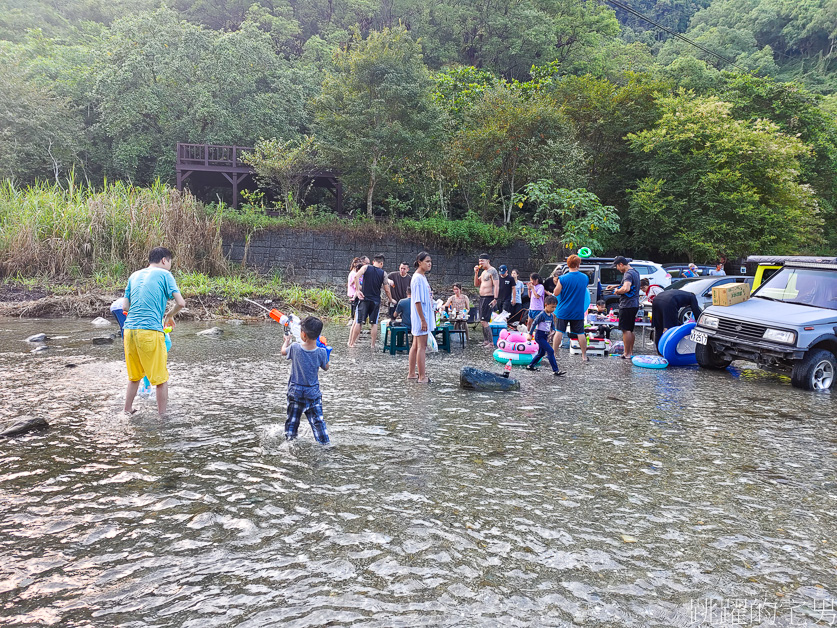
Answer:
[
  {"left": 346, "top": 252, "right": 436, "bottom": 383},
  {"left": 122, "top": 246, "right": 703, "bottom": 447}
]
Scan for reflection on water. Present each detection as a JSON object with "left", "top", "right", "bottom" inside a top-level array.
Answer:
[{"left": 0, "top": 318, "right": 835, "bottom": 626}]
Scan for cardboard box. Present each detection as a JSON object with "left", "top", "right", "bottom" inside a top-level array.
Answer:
[{"left": 712, "top": 282, "right": 750, "bottom": 306}]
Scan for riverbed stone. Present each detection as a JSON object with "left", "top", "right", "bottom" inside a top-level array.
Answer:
[
  {"left": 197, "top": 327, "right": 224, "bottom": 336},
  {"left": 91, "top": 317, "right": 112, "bottom": 326},
  {"left": 26, "top": 333, "right": 48, "bottom": 343},
  {"left": 92, "top": 335, "right": 116, "bottom": 345},
  {"left": 460, "top": 367, "right": 520, "bottom": 391},
  {"left": 1, "top": 417, "right": 49, "bottom": 438}
]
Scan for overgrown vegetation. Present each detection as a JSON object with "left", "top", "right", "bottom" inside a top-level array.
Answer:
[{"left": 0, "top": 180, "right": 226, "bottom": 278}]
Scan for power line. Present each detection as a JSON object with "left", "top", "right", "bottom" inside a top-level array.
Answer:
[{"left": 600, "top": 0, "right": 748, "bottom": 72}]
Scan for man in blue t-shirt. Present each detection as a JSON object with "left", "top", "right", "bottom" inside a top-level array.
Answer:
[
  {"left": 392, "top": 287, "right": 412, "bottom": 329},
  {"left": 552, "top": 254, "right": 590, "bottom": 361},
  {"left": 123, "top": 247, "right": 185, "bottom": 416}
]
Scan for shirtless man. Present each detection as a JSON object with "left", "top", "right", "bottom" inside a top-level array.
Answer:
[{"left": 473, "top": 253, "right": 499, "bottom": 347}]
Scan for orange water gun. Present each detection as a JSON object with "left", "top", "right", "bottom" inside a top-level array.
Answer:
[{"left": 243, "top": 298, "right": 329, "bottom": 347}]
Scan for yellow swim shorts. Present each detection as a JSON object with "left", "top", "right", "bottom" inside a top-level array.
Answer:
[{"left": 124, "top": 329, "right": 169, "bottom": 386}]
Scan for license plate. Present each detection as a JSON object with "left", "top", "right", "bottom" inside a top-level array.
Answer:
[{"left": 690, "top": 330, "right": 708, "bottom": 345}]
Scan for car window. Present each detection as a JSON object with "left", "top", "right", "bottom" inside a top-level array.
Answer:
[
  {"left": 756, "top": 267, "right": 837, "bottom": 310},
  {"left": 600, "top": 268, "right": 622, "bottom": 284},
  {"left": 633, "top": 265, "right": 651, "bottom": 275}
]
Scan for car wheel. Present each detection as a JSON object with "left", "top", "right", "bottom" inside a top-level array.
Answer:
[
  {"left": 791, "top": 349, "right": 836, "bottom": 391},
  {"left": 695, "top": 341, "right": 731, "bottom": 370},
  {"left": 677, "top": 306, "right": 694, "bottom": 324}
]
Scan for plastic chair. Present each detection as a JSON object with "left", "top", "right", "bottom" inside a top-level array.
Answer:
[{"left": 383, "top": 325, "right": 411, "bottom": 355}]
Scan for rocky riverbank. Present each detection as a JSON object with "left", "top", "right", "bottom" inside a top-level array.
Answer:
[{"left": 0, "top": 283, "right": 343, "bottom": 321}]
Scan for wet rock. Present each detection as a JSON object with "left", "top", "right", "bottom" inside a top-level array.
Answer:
[
  {"left": 1, "top": 417, "right": 49, "bottom": 438},
  {"left": 460, "top": 367, "right": 520, "bottom": 392},
  {"left": 65, "top": 363, "right": 78, "bottom": 368},
  {"left": 26, "top": 333, "right": 48, "bottom": 343},
  {"left": 30, "top": 345, "right": 49, "bottom": 354},
  {"left": 92, "top": 335, "right": 116, "bottom": 345},
  {"left": 197, "top": 327, "right": 224, "bottom": 336},
  {"left": 91, "top": 317, "right": 112, "bottom": 326}
]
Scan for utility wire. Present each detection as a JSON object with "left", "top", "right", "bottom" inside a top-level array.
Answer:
[{"left": 600, "top": 0, "right": 748, "bottom": 72}]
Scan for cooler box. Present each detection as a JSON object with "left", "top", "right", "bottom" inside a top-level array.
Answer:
[{"left": 490, "top": 321, "right": 507, "bottom": 346}]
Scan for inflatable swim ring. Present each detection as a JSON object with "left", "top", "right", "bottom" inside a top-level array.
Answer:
[
  {"left": 578, "top": 247, "right": 592, "bottom": 258},
  {"left": 659, "top": 322, "right": 697, "bottom": 367},
  {"left": 631, "top": 355, "right": 669, "bottom": 369},
  {"left": 493, "top": 329, "right": 538, "bottom": 365}
]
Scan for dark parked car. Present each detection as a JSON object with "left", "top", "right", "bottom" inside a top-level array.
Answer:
[{"left": 663, "top": 263, "right": 715, "bottom": 278}]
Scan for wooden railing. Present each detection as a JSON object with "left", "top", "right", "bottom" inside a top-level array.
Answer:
[{"left": 176, "top": 143, "right": 252, "bottom": 170}]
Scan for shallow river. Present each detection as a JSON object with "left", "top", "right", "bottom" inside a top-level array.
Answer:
[{"left": 1, "top": 318, "right": 835, "bottom": 627}]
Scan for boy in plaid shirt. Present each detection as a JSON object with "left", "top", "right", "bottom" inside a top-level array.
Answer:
[{"left": 281, "top": 316, "right": 330, "bottom": 444}]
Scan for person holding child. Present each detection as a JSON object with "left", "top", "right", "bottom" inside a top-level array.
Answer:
[
  {"left": 444, "top": 283, "right": 470, "bottom": 341},
  {"left": 526, "top": 295, "right": 566, "bottom": 376},
  {"left": 281, "top": 316, "right": 330, "bottom": 445}
]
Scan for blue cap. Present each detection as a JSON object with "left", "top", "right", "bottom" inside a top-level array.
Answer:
[{"left": 499, "top": 265, "right": 508, "bottom": 273}]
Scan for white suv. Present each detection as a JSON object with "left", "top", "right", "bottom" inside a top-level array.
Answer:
[{"left": 629, "top": 260, "right": 671, "bottom": 288}]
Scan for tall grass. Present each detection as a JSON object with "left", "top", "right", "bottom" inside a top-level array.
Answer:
[{"left": 0, "top": 179, "right": 227, "bottom": 278}]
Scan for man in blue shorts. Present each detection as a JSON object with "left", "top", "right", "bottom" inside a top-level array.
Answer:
[{"left": 552, "top": 254, "right": 590, "bottom": 361}]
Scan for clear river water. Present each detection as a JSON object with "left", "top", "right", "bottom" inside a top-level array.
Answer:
[{"left": 0, "top": 318, "right": 835, "bottom": 627}]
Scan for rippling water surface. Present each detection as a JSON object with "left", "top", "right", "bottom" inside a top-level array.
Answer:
[{"left": 1, "top": 318, "right": 836, "bottom": 627}]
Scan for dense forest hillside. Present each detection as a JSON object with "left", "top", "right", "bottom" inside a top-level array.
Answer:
[{"left": 2, "top": 0, "right": 836, "bottom": 259}]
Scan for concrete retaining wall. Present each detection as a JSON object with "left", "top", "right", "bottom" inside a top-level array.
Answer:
[{"left": 224, "top": 228, "right": 537, "bottom": 290}]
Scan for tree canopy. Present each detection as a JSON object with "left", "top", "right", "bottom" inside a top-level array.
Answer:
[{"left": 3, "top": 0, "right": 837, "bottom": 257}]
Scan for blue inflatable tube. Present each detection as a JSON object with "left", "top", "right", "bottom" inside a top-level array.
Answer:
[
  {"left": 632, "top": 355, "right": 668, "bottom": 369},
  {"left": 660, "top": 322, "right": 698, "bottom": 367}
]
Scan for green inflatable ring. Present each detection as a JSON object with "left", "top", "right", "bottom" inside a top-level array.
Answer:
[
  {"left": 578, "top": 247, "right": 592, "bottom": 258},
  {"left": 493, "top": 349, "right": 535, "bottom": 365}
]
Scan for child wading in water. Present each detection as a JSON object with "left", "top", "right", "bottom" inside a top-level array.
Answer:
[
  {"left": 526, "top": 295, "right": 566, "bottom": 376},
  {"left": 281, "top": 316, "right": 331, "bottom": 444}
]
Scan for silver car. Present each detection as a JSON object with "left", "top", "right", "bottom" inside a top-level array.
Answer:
[{"left": 666, "top": 276, "right": 754, "bottom": 323}]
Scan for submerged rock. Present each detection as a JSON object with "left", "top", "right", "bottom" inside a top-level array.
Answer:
[
  {"left": 1, "top": 417, "right": 49, "bottom": 438},
  {"left": 91, "top": 317, "right": 112, "bottom": 326},
  {"left": 26, "top": 333, "right": 48, "bottom": 343},
  {"left": 460, "top": 367, "right": 520, "bottom": 392},
  {"left": 92, "top": 335, "right": 116, "bottom": 345},
  {"left": 30, "top": 345, "right": 48, "bottom": 353},
  {"left": 197, "top": 327, "right": 224, "bottom": 336}
]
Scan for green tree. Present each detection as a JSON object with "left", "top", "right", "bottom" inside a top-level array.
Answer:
[
  {"left": 0, "top": 56, "right": 82, "bottom": 182},
  {"left": 313, "top": 26, "right": 440, "bottom": 216},
  {"left": 454, "top": 84, "right": 586, "bottom": 223},
  {"left": 546, "top": 72, "right": 669, "bottom": 208},
  {"left": 519, "top": 181, "right": 620, "bottom": 252},
  {"left": 628, "top": 92, "right": 821, "bottom": 261},
  {"left": 244, "top": 136, "right": 318, "bottom": 214}
]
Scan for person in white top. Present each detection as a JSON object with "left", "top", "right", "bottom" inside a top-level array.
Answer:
[{"left": 408, "top": 251, "right": 435, "bottom": 384}]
